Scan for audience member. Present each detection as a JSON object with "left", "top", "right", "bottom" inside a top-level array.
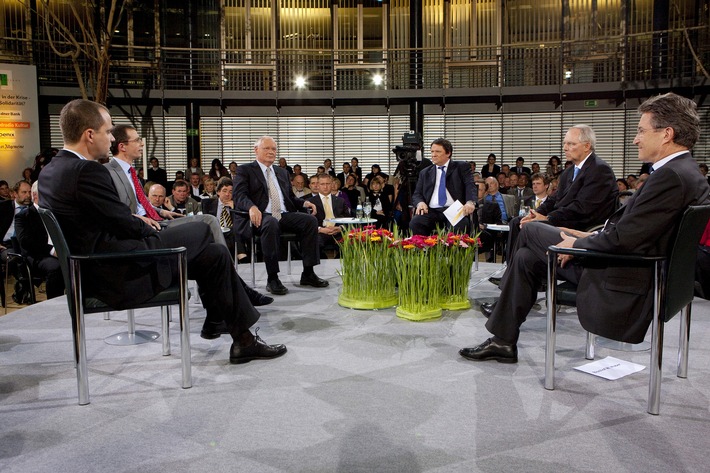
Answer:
[
  {"left": 147, "top": 157, "right": 168, "bottom": 188},
  {"left": 234, "top": 135, "right": 328, "bottom": 295},
  {"left": 616, "top": 178, "right": 630, "bottom": 192},
  {"left": 512, "top": 157, "right": 531, "bottom": 176},
  {"left": 278, "top": 157, "right": 293, "bottom": 175},
  {"left": 330, "top": 177, "right": 352, "bottom": 214},
  {"left": 545, "top": 155, "right": 562, "bottom": 177},
  {"left": 524, "top": 172, "right": 550, "bottom": 210},
  {"left": 167, "top": 180, "right": 201, "bottom": 215},
  {"left": 322, "top": 158, "right": 337, "bottom": 177},
  {"left": 336, "top": 162, "right": 352, "bottom": 188},
  {"left": 367, "top": 176, "right": 393, "bottom": 228},
  {"left": 481, "top": 153, "right": 501, "bottom": 178},
  {"left": 292, "top": 174, "right": 312, "bottom": 198},
  {"left": 200, "top": 177, "right": 217, "bottom": 199},
  {"left": 188, "top": 157, "right": 204, "bottom": 179},
  {"left": 507, "top": 172, "right": 533, "bottom": 216},
  {"left": 208, "top": 158, "right": 229, "bottom": 181},
  {"left": 0, "top": 180, "right": 11, "bottom": 200},
  {"left": 410, "top": 138, "right": 477, "bottom": 235},
  {"left": 14, "top": 181, "right": 65, "bottom": 299},
  {"left": 461, "top": 92, "right": 710, "bottom": 364},
  {"left": 363, "top": 164, "right": 388, "bottom": 187},
  {"left": 188, "top": 172, "right": 203, "bottom": 201},
  {"left": 350, "top": 157, "right": 363, "bottom": 183},
  {"left": 308, "top": 174, "right": 349, "bottom": 256}
]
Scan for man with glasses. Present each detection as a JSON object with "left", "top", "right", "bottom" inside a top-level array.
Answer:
[{"left": 461, "top": 93, "right": 710, "bottom": 364}]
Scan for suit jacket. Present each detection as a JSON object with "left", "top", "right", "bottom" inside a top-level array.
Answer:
[
  {"left": 513, "top": 166, "right": 531, "bottom": 176},
  {"left": 234, "top": 161, "right": 307, "bottom": 214},
  {"left": 481, "top": 192, "right": 515, "bottom": 223},
  {"left": 147, "top": 167, "right": 167, "bottom": 187},
  {"left": 412, "top": 160, "right": 476, "bottom": 210},
  {"left": 15, "top": 205, "right": 53, "bottom": 261},
  {"left": 481, "top": 164, "right": 501, "bottom": 178},
  {"left": 308, "top": 193, "right": 349, "bottom": 226},
  {"left": 0, "top": 199, "right": 14, "bottom": 241},
  {"left": 508, "top": 186, "right": 534, "bottom": 215},
  {"left": 537, "top": 152, "right": 618, "bottom": 230},
  {"left": 38, "top": 150, "right": 170, "bottom": 308},
  {"left": 574, "top": 152, "right": 710, "bottom": 342},
  {"left": 105, "top": 158, "right": 139, "bottom": 213}
]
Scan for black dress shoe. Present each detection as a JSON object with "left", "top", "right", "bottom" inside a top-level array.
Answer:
[
  {"left": 459, "top": 338, "right": 518, "bottom": 363},
  {"left": 201, "top": 321, "right": 229, "bottom": 340},
  {"left": 480, "top": 301, "right": 496, "bottom": 318},
  {"left": 242, "top": 283, "right": 274, "bottom": 306},
  {"left": 266, "top": 278, "right": 289, "bottom": 295},
  {"left": 489, "top": 276, "right": 502, "bottom": 287},
  {"left": 299, "top": 273, "right": 329, "bottom": 288},
  {"left": 230, "top": 330, "right": 287, "bottom": 364}
]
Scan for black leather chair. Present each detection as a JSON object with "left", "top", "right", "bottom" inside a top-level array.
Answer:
[
  {"left": 38, "top": 208, "right": 192, "bottom": 405},
  {"left": 544, "top": 204, "right": 710, "bottom": 415}
]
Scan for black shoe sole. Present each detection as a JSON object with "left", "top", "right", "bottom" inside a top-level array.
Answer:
[
  {"left": 230, "top": 348, "right": 287, "bottom": 364},
  {"left": 299, "top": 280, "right": 329, "bottom": 288},
  {"left": 200, "top": 331, "right": 222, "bottom": 340},
  {"left": 460, "top": 352, "right": 518, "bottom": 364},
  {"left": 266, "top": 286, "right": 288, "bottom": 295}
]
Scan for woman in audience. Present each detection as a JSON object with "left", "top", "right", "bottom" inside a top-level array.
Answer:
[
  {"left": 200, "top": 178, "right": 217, "bottom": 199},
  {"left": 546, "top": 155, "right": 562, "bottom": 177},
  {"left": 342, "top": 174, "right": 362, "bottom": 212},
  {"left": 330, "top": 177, "right": 352, "bottom": 214},
  {"left": 188, "top": 157, "right": 204, "bottom": 179},
  {"left": 22, "top": 167, "right": 33, "bottom": 183},
  {"left": 367, "top": 176, "right": 392, "bottom": 228},
  {"left": 208, "top": 158, "right": 229, "bottom": 180},
  {"left": 616, "top": 178, "right": 630, "bottom": 192}
]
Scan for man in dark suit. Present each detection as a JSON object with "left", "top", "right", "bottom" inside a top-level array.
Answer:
[
  {"left": 409, "top": 138, "right": 477, "bottom": 236},
  {"left": 147, "top": 157, "right": 167, "bottom": 188},
  {"left": 507, "top": 173, "right": 534, "bottom": 216},
  {"left": 188, "top": 172, "right": 203, "bottom": 202},
  {"left": 39, "top": 99, "right": 285, "bottom": 364},
  {"left": 14, "top": 181, "right": 65, "bottom": 299},
  {"left": 234, "top": 135, "right": 327, "bottom": 295},
  {"left": 461, "top": 92, "right": 710, "bottom": 363},
  {"left": 308, "top": 174, "right": 350, "bottom": 256},
  {"left": 512, "top": 157, "right": 531, "bottom": 176},
  {"left": 503, "top": 125, "right": 618, "bottom": 264}
]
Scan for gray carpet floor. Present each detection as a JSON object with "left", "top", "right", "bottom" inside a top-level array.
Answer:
[{"left": 2, "top": 259, "right": 710, "bottom": 473}]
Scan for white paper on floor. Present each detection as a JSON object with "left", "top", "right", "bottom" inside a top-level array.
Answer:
[{"left": 574, "top": 356, "right": 645, "bottom": 380}]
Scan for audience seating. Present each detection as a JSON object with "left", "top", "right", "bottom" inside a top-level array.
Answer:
[
  {"left": 544, "top": 204, "right": 710, "bottom": 415},
  {"left": 38, "top": 208, "right": 192, "bottom": 405}
]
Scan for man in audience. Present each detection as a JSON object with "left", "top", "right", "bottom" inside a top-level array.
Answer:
[
  {"left": 507, "top": 172, "right": 534, "bottom": 216},
  {"left": 0, "top": 180, "right": 32, "bottom": 265},
  {"left": 524, "top": 172, "right": 550, "bottom": 210},
  {"left": 39, "top": 99, "right": 285, "bottom": 363},
  {"left": 167, "top": 180, "right": 200, "bottom": 215},
  {"left": 148, "top": 184, "right": 169, "bottom": 211},
  {"left": 147, "top": 157, "right": 167, "bottom": 188},
  {"left": 410, "top": 138, "right": 477, "bottom": 236},
  {"left": 308, "top": 174, "right": 349, "bottom": 256},
  {"left": 513, "top": 157, "right": 531, "bottom": 176},
  {"left": 461, "top": 92, "right": 710, "bottom": 363},
  {"left": 291, "top": 174, "right": 311, "bottom": 198},
  {"left": 14, "top": 181, "right": 65, "bottom": 299},
  {"left": 188, "top": 172, "right": 203, "bottom": 201},
  {"left": 234, "top": 135, "right": 327, "bottom": 295},
  {"left": 322, "top": 158, "right": 336, "bottom": 177},
  {"left": 278, "top": 157, "right": 293, "bottom": 175},
  {"left": 478, "top": 177, "right": 515, "bottom": 262},
  {"left": 336, "top": 163, "right": 352, "bottom": 188}
]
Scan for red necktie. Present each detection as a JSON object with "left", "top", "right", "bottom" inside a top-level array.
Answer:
[{"left": 129, "top": 167, "right": 162, "bottom": 221}]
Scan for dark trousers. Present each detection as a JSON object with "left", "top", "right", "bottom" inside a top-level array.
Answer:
[
  {"left": 158, "top": 222, "right": 259, "bottom": 332},
  {"left": 486, "top": 222, "right": 582, "bottom": 344},
  {"left": 696, "top": 245, "right": 710, "bottom": 299},
  {"left": 409, "top": 208, "right": 470, "bottom": 236},
  {"left": 256, "top": 211, "right": 319, "bottom": 277},
  {"left": 34, "top": 256, "right": 64, "bottom": 299}
]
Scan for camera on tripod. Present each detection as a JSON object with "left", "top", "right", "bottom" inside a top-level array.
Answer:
[{"left": 392, "top": 131, "right": 422, "bottom": 178}]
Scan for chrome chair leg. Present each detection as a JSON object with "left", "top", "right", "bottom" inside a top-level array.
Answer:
[
  {"left": 545, "top": 251, "right": 557, "bottom": 390},
  {"left": 648, "top": 261, "right": 664, "bottom": 415},
  {"left": 585, "top": 332, "right": 595, "bottom": 360},
  {"left": 677, "top": 302, "right": 692, "bottom": 378},
  {"left": 161, "top": 306, "right": 170, "bottom": 356},
  {"left": 178, "top": 252, "right": 192, "bottom": 389}
]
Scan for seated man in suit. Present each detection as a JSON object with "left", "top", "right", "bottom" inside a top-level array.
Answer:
[
  {"left": 308, "top": 174, "right": 350, "bottom": 257},
  {"left": 507, "top": 172, "right": 534, "bottom": 216},
  {"left": 291, "top": 174, "right": 311, "bottom": 199},
  {"left": 201, "top": 177, "right": 252, "bottom": 267},
  {"left": 188, "top": 172, "right": 203, "bottom": 202},
  {"left": 41, "top": 99, "right": 284, "bottom": 363},
  {"left": 234, "top": 135, "right": 327, "bottom": 296},
  {"left": 167, "top": 180, "right": 201, "bottom": 215},
  {"left": 410, "top": 138, "right": 477, "bottom": 236},
  {"left": 14, "top": 181, "right": 65, "bottom": 299},
  {"left": 461, "top": 92, "right": 710, "bottom": 364},
  {"left": 477, "top": 177, "right": 515, "bottom": 262},
  {"left": 512, "top": 157, "right": 531, "bottom": 176},
  {"left": 0, "top": 181, "right": 32, "bottom": 272},
  {"left": 501, "top": 125, "right": 618, "bottom": 269}
]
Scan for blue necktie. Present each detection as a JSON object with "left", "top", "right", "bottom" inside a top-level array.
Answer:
[
  {"left": 437, "top": 166, "right": 446, "bottom": 206},
  {"left": 572, "top": 167, "right": 580, "bottom": 181}
]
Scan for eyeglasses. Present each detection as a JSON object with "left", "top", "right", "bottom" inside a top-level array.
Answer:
[
  {"left": 121, "top": 137, "right": 143, "bottom": 144},
  {"left": 635, "top": 127, "right": 665, "bottom": 136}
]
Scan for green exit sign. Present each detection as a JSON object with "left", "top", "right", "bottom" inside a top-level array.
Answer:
[
  {"left": 584, "top": 100, "right": 598, "bottom": 107},
  {"left": 186, "top": 128, "right": 199, "bottom": 136}
]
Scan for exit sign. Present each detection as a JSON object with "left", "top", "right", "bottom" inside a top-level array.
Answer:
[
  {"left": 584, "top": 100, "right": 598, "bottom": 107},
  {"left": 186, "top": 128, "right": 199, "bottom": 136}
]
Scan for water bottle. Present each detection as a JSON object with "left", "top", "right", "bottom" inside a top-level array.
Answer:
[
  {"left": 363, "top": 201, "right": 372, "bottom": 218},
  {"left": 356, "top": 204, "right": 363, "bottom": 219}
]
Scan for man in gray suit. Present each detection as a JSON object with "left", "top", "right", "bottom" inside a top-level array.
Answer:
[
  {"left": 106, "top": 124, "right": 226, "bottom": 246},
  {"left": 461, "top": 92, "right": 710, "bottom": 363}
]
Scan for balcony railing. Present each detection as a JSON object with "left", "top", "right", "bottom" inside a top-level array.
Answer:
[{"left": 1, "top": 28, "right": 707, "bottom": 94}]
